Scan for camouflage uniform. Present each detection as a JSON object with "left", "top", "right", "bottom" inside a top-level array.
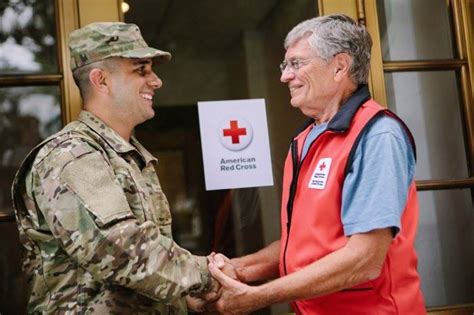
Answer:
[{"left": 11, "top": 111, "right": 211, "bottom": 314}]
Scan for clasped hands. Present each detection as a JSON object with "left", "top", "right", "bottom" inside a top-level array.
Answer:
[{"left": 186, "top": 252, "right": 254, "bottom": 314}]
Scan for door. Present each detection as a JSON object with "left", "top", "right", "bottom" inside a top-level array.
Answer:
[{"left": 321, "top": 0, "right": 474, "bottom": 312}]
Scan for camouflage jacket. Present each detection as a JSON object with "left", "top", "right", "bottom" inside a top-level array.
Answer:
[{"left": 11, "top": 111, "right": 210, "bottom": 314}]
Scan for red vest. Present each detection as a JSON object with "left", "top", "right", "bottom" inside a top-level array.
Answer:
[{"left": 279, "top": 99, "right": 426, "bottom": 314}]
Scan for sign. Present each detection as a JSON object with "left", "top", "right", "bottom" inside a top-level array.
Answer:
[{"left": 198, "top": 99, "right": 274, "bottom": 190}]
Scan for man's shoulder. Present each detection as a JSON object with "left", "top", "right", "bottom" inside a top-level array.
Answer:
[
  {"left": 355, "top": 113, "right": 415, "bottom": 163},
  {"left": 364, "top": 114, "right": 408, "bottom": 141},
  {"left": 33, "top": 123, "right": 104, "bottom": 173}
]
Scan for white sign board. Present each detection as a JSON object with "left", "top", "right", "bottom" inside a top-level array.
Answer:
[{"left": 198, "top": 99, "right": 274, "bottom": 190}]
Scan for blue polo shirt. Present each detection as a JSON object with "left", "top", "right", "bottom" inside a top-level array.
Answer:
[{"left": 301, "top": 115, "right": 415, "bottom": 237}]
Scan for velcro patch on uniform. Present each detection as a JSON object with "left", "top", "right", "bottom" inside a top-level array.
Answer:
[
  {"left": 61, "top": 151, "right": 133, "bottom": 226},
  {"left": 70, "top": 144, "right": 94, "bottom": 159},
  {"left": 308, "top": 158, "right": 332, "bottom": 189}
]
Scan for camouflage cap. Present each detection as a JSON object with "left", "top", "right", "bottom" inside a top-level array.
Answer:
[{"left": 69, "top": 22, "right": 171, "bottom": 71}]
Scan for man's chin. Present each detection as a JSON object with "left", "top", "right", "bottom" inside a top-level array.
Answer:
[
  {"left": 290, "top": 98, "right": 301, "bottom": 108},
  {"left": 145, "top": 115, "right": 155, "bottom": 123},
  {"left": 138, "top": 111, "right": 155, "bottom": 124},
  {"left": 146, "top": 108, "right": 156, "bottom": 119}
]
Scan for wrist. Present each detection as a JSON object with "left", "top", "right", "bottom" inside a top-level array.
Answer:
[
  {"left": 193, "top": 255, "right": 212, "bottom": 293},
  {"left": 230, "top": 257, "right": 251, "bottom": 282},
  {"left": 258, "top": 282, "right": 278, "bottom": 307}
]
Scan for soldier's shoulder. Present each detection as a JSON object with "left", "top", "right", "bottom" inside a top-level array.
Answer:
[{"left": 34, "top": 130, "right": 103, "bottom": 173}]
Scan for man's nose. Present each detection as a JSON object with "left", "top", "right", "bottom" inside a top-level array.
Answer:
[
  {"left": 149, "top": 71, "right": 162, "bottom": 89},
  {"left": 280, "top": 68, "right": 295, "bottom": 83}
]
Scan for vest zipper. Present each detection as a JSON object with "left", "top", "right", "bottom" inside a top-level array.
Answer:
[
  {"left": 282, "top": 129, "right": 338, "bottom": 315},
  {"left": 282, "top": 129, "right": 337, "bottom": 275}
]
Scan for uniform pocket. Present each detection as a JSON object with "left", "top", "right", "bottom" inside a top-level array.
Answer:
[
  {"left": 114, "top": 167, "right": 148, "bottom": 223},
  {"left": 149, "top": 180, "right": 173, "bottom": 237},
  {"left": 149, "top": 182, "right": 172, "bottom": 223},
  {"left": 61, "top": 151, "right": 133, "bottom": 227}
]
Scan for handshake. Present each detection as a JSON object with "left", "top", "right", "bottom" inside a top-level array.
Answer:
[{"left": 186, "top": 252, "right": 255, "bottom": 314}]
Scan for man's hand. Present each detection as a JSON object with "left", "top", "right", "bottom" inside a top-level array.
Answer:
[
  {"left": 207, "top": 252, "right": 241, "bottom": 281},
  {"left": 187, "top": 252, "right": 242, "bottom": 313},
  {"left": 207, "top": 262, "right": 261, "bottom": 315}
]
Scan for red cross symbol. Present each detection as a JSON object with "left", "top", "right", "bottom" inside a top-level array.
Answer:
[
  {"left": 319, "top": 162, "right": 326, "bottom": 171},
  {"left": 223, "top": 120, "right": 247, "bottom": 144}
]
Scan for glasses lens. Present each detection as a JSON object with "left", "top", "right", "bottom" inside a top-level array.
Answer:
[
  {"left": 292, "top": 60, "right": 299, "bottom": 70},
  {"left": 279, "top": 61, "right": 287, "bottom": 72}
]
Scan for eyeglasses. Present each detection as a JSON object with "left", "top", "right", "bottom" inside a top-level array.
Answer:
[{"left": 279, "top": 58, "right": 315, "bottom": 73}]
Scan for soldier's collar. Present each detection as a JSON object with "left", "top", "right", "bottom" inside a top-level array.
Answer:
[
  {"left": 130, "top": 136, "right": 157, "bottom": 165},
  {"left": 78, "top": 111, "right": 136, "bottom": 153},
  {"left": 78, "top": 111, "right": 157, "bottom": 164}
]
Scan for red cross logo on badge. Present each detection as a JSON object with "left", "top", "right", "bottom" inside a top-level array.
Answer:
[
  {"left": 219, "top": 117, "right": 253, "bottom": 151},
  {"left": 319, "top": 162, "right": 326, "bottom": 171}
]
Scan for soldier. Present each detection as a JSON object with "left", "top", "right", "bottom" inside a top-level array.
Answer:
[{"left": 12, "top": 22, "right": 230, "bottom": 314}]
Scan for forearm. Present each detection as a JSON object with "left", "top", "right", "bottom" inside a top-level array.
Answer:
[
  {"left": 88, "top": 219, "right": 210, "bottom": 300},
  {"left": 256, "top": 229, "right": 393, "bottom": 305},
  {"left": 45, "top": 198, "right": 209, "bottom": 302},
  {"left": 231, "top": 240, "right": 280, "bottom": 282}
]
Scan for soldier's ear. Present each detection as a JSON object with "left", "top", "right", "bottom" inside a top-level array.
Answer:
[{"left": 89, "top": 68, "right": 109, "bottom": 94}]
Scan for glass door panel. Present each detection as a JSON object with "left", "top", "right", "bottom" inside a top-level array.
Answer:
[
  {"left": 0, "top": 0, "right": 59, "bottom": 74},
  {"left": 0, "top": 85, "right": 62, "bottom": 214},
  {"left": 377, "top": 0, "right": 456, "bottom": 61},
  {"left": 385, "top": 71, "right": 468, "bottom": 180},
  {"left": 416, "top": 189, "right": 474, "bottom": 306},
  {"left": 376, "top": 0, "right": 474, "bottom": 309}
]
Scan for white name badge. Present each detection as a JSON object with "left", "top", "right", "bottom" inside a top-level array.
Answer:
[{"left": 308, "top": 158, "right": 332, "bottom": 189}]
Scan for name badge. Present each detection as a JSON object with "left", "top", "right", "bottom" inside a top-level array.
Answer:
[{"left": 308, "top": 158, "right": 332, "bottom": 189}]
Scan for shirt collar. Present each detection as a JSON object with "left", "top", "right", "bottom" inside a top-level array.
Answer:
[
  {"left": 293, "top": 85, "right": 371, "bottom": 138},
  {"left": 130, "top": 137, "right": 157, "bottom": 165},
  {"left": 78, "top": 111, "right": 157, "bottom": 164},
  {"left": 326, "top": 84, "right": 371, "bottom": 132}
]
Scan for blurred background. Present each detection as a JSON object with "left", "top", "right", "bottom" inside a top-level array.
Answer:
[{"left": 1, "top": 0, "right": 474, "bottom": 314}]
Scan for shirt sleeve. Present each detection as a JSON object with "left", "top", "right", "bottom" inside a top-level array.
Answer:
[
  {"left": 341, "top": 115, "right": 415, "bottom": 237},
  {"left": 31, "top": 139, "right": 210, "bottom": 303}
]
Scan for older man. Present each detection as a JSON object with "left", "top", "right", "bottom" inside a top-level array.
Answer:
[
  {"left": 209, "top": 14, "right": 426, "bottom": 314},
  {"left": 11, "top": 22, "right": 229, "bottom": 314}
]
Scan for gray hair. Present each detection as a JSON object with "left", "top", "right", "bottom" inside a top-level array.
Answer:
[
  {"left": 72, "top": 58, "right": 118, "bottom": 102},
  {"left": 284, "top": 14, "right": 372, "bottom": 85}
]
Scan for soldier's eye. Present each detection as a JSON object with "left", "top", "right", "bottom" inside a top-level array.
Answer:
[{"left": 136, "top": 66, "right": 146, "bottom": 75}]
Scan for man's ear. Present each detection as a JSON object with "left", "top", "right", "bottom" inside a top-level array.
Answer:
[
  {"left": 89, "top": 68, "right": 109, "bottom": 94},
  {"left": 333, "top": 53, "right": 352, "bottom": 82}
]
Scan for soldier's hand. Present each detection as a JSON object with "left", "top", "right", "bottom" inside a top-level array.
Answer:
[
  {"left": 206, "top": 276, "right": 223, "bottom": 302},
  {"left": 189, "top": 276, "right": 221, "bottom": 309},
  {"left": 186, "top": 295, "right": 207, "bottom": 312}
]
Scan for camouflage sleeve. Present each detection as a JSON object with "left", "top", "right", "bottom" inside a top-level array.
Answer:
[{"left": 31, "top": 139, "right": 210, "bottom": 302}]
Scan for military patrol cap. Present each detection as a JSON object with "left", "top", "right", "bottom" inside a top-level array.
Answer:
[{"left": 69, "top": 22, "right": 171, "bottom": 71}]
